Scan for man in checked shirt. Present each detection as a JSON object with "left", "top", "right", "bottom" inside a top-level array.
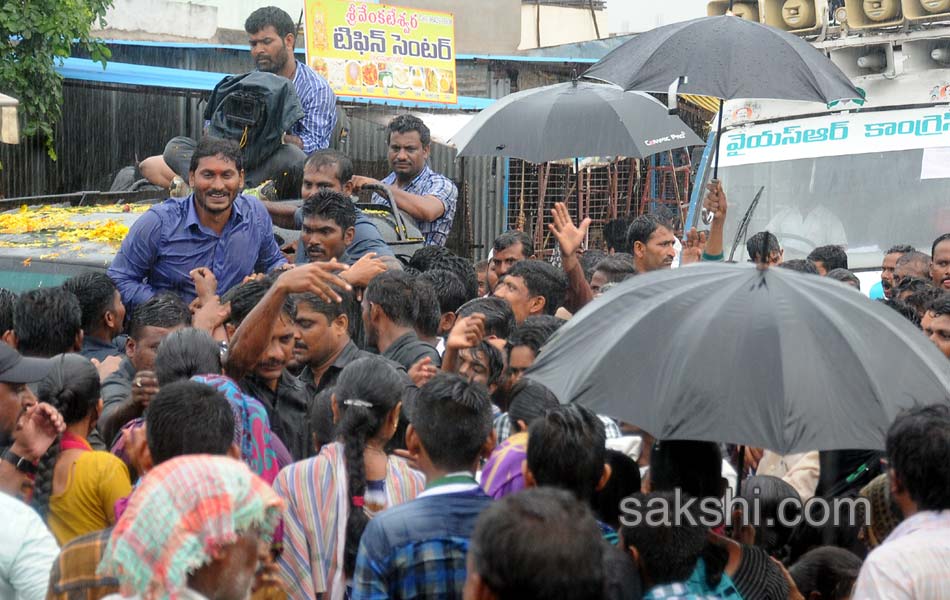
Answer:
[{"left": 352, "top": 114, "right": 459, "bottom": 247}]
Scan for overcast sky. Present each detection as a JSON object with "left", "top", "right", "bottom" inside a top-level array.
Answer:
[{"left": 607, "top": 0, "right": 709, "bottom": 34}]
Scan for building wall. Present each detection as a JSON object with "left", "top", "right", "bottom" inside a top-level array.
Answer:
[
  {"left": 94, "top": 0, "right": 523, "bottom": 54},
  {"left": 519, "top": 5, "right": 609, "bottom": 50}
]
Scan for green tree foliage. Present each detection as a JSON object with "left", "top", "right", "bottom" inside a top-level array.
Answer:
[{"left": 0, "top": 0, "right": 113, "bottom": 159}]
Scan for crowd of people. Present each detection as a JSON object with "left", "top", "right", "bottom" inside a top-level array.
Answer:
[
  {"left": 2, "top": 5, "right": 950, "bottom": 598},
  {"left": 2, "top": 137, "right": 950, "bottom": 599}
]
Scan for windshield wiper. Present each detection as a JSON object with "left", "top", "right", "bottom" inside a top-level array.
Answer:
[{"left": 728, "top": 186, "right": 766, "bottom": 262}]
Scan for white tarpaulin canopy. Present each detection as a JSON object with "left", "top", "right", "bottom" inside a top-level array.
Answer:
[{"left": 0, "top": 93, "right": 19, "bottom": 144}]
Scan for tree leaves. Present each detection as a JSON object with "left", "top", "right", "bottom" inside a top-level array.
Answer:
[{"left": 0, "top": 0, "right": 113, "bottom": 160}]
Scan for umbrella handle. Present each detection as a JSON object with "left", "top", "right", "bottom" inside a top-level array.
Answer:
[{"left": 713, "top": 98, "right": 725, "bottom": 180}]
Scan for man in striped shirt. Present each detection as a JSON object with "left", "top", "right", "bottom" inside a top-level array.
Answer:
[{"left": 139, "top": 6, "right": 337, "bottom": 195}]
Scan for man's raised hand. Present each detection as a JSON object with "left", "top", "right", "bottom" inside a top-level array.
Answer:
[
  {"left": 274, "top": 260, "right": 352, "bottom": 303},
  {"left": 549, "top": 202, "right": 590, "bottom": 259}
]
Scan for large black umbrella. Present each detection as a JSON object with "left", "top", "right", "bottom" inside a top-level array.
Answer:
[
  {"left": 583, "top": 15, "right": 862, "bottom": 177},
  {"left": 526, "top": 263, "right": 950, "bottom": 455},
  {"left": 449, "top": 80, "right": 704, "bottom": 163}
]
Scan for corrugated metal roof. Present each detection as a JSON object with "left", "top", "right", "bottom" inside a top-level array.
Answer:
[{"left": 55, "top": 57, "right": 494, "bottom": 110}]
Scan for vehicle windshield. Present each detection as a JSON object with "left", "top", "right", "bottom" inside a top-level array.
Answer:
[{"left": 717, "top": 148, "right": 947, "bottom": 270}]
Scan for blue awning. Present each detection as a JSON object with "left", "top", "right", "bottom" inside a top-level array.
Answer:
[{"left": 56, "top": 57, "right": 494, "bottom": 110}]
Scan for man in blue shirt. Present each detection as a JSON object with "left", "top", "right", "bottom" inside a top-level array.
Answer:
[
  {"left": 352, "top": 115, "right": 458, "bottom": 247},
  {"left": 351, "top": 373, "right": 494, "bottom": 599},
  {"left": 108, "top": 137, "right": 288, "bottom": 311}
]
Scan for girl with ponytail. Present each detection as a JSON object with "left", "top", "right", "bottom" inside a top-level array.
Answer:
[
  {"left": 272, "top": 356, "right": 425, "bottom": 600},
  {"left": 33, "top": 354, "right": 132, "bottom": 544}
]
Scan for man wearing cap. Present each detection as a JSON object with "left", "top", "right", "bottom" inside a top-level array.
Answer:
[{"left": 0, "top": 342, "right": 66, "bottom": 498}]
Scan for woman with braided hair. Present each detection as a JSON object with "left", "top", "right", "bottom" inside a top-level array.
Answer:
[
  {"left": 33, "top": 354, "right": 131, "bottom": 544},
  {"left": 273, "top": 356, "right": 425, "bottom": 600}
]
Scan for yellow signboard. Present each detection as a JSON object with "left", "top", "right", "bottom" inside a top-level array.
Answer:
[{"left": 305, "top": 0, "right": 457, "bottom": 105}]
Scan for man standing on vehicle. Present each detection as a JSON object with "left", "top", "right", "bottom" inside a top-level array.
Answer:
[
  {"left": 351, "top": 115, "right": 458, "bottom": 247},
  {"left": 108, "top": 137, "right": 287, "bottom": 311}
]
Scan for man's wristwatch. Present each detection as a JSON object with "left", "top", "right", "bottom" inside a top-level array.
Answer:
[{"left": 1, "top": 448, "right": 37, "bottom": 475}]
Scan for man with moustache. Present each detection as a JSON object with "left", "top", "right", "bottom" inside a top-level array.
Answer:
[
  {"left": 138, "top": 6, "right": 336, "bottom": 195},
  {"left": 109, "top": 137, "right": 287, "bottom": 312}
]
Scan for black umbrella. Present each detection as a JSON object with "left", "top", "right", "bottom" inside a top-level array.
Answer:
[
  {"left": 450, "top": 80, "right": 704, "bottom": 163},
  {"left": 526, "top": 263, "right": 950, "bottom": 455},
  {"left": 583, "top": 15, "right": 863, "bottom": 178}
]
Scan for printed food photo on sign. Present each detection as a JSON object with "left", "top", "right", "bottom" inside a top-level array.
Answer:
[
  {"left": 304, "top": 0, "right": 457, "bottom": 104},
  {"left": 362, "top": 62, "right": 379, "bottom": 87}
]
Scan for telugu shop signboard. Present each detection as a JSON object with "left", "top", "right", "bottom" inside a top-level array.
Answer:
[{"left": 304, "top": 0, "right": 457, "bottom": 105}]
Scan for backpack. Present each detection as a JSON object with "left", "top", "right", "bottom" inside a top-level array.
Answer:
[{"left": 203, "top": 71, "right": 305, "bottom": 171}]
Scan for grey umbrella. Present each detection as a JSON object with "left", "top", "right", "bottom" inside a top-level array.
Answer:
[
  {"left": 526, "top": 263, "right": 950, "bottom": 455},
  {"left": 583, "top": 15, "right": 863, "bottom": 177},
  {"left": 449, "top": 80, "right": 704, "bottom": 163}
]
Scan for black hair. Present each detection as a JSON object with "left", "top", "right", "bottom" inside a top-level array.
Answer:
[
  {"left": 508, "top": 315, "right": 563, "bottom": 357},
  {"left": 469, "top": 487, "right": 605, "bottom": 600},
  {"left": 746, "top": 231, "right": 781, "bottom": 262},
  {"left": 154, "top": 328, "right": 222, "bottom": 386},
  {"left": 188, "top": 136, "right": 244, "bottom": 174},
  {"left": 244, "top": 5, "right": 296, "bottom": 38},
  {"left": 33, "top": 354, "right": 102, "bottom": 515},
  {"left": 293, "top": 286, "right": 353, "bottom": 323},
  {"left": 932, "top": 234, "right": 950, "bottom": 258},
  {"left": 593, "top": 450, "right": 641, "bottom": 530},
  {"left": 493, "top": 230, "right": 534, "bottom": 259},
  {"left": 128, "top": 292, "right": 192, "bottom": 340},
  {"left": 334, "top": 356, "right": 405, "bottom": 577},
  {"left": 62, "top": 272, "right": 119, "bottom": 334},
  {"left": 387, "top": 113, "right": 430, "bottom": 147},
  {"left": 649, "top": 439, "right": 723, "bottom": 500},
  {"left": 620, "top": 491, "right": 708, "bottom": 585},
  {"left": 886, "top": 404, "right": 950, "bottom": 511},
  {"left": 309, "top": 387, "right": 336, "bottom": 455},
  {"left": 881, "top": 298, "right": 921, "bottom": 327},
  {"left": 222, "top": 279, "right": 295, "bottom": 326},
  {"left": 412, "top": 275, "right": 441, "bottom": 338},
  {"left": 506, "top": 260, "right": 569, "bottom": 317},
  {"left": 412, "top": 372, "right": 492, "bottom": 471},
  {"left": 419, "top": 269, "right": 468, "bottom": 315},
  {"left": 146, "top": 380, "right": 235, "bottom": 465},
  {"left": 427, "top": 254, "right": 479, "bottom": 301},
  {"left": 527, "top": 404, "right": 606, "bottom": 503},
  {"left": 807, "top": 245, "right": 849, "bottom": 271},
  {"left": 300, "top": 188, "right": 358, "bottom": 231},
  {"left": 408, "top": 245, "right": 451, "bottom": 272},
  {"left": 895, "top": 251, "right": 932, "bottom": 280},
  {"left": 825, "top": 268, "right": 860, "bottom": 290},
  {"left": 928, "top": 294, "right": 950, "bottom": 318},
  {"left": 456, "top": 297, "right": 516, "bottom": 339},
  {"left": 738, "top": 475, "right": 801, "bottom": 557},
  {"left": 593, "top": 255, "right": 637, "bottom": 282},
  {"left": 462, "top": 340, "right": 505, "bottom": 388},
  {"left": 895, "top": 276, "right": 934, "bottom": 298},
  {"left": 304, "top": 149, "right": 354, "bottom": 185},
  {"left": 625, "top": 214, "right": 672, "bottom": 251},
  {"left": 507, "top": 379, "right": 559, "bottom": 430},
  {"left": 580, "top": 250, "right": 608, "bottom": 282},
  {"left": 0, "top": 288, "right": 15, "bottom": 334},
  {"left": 788, "top": 546, "right": 862, "bottom": 600},
  {"left": 887, "top": 244, "right": 916, "bottom": 255},
  {"left": 905, "top": 288, "right": 946, "bottom": 316},
  {"left": 13, "top": 287, "right": 82, "bottom": 357},
  {"left": 365, "top": 271, "right": 416, "bottom": 328},
  {"left": 603, "top": 217, "right": 630, "bottom": 253},
  {"left": 778, "top": 259, "right": 819, "bottom": 275}
]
